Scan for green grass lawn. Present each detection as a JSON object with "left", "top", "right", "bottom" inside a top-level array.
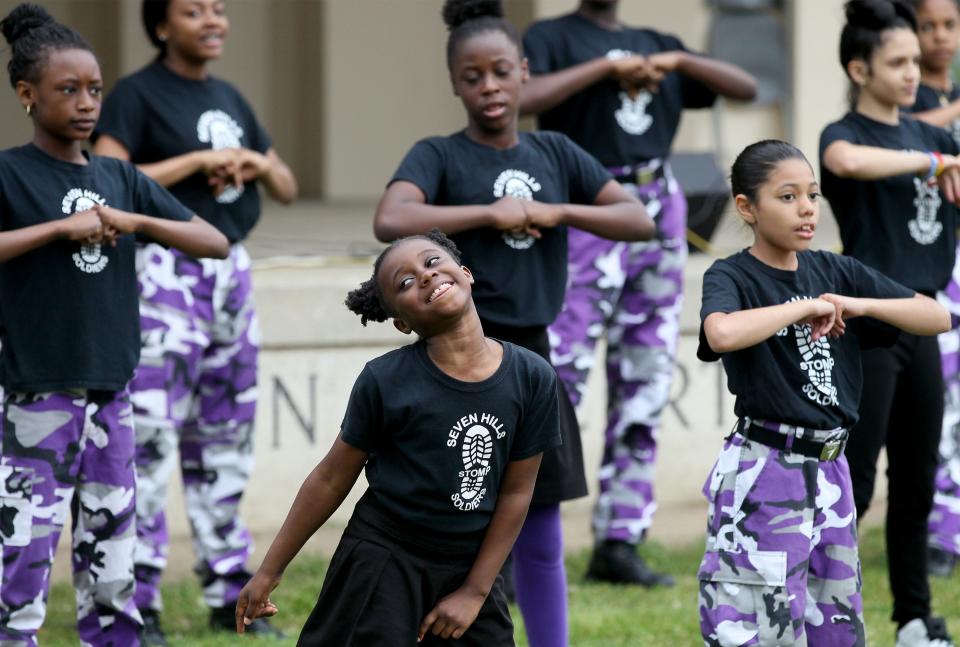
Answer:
[{"left": 37, "top": 526, "right": 960, "bottom": 646}]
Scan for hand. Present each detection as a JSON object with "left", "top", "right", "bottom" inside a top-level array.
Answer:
[
  {"left": 647, "top": 51, "right": 684, "bottom": 74},
  {"left": 609, "top": 54, "right": 663, "bottom": 94},
  {"left": 418, "top": 586, "right": 486, "bottom": 642},
  {"left": 235, "top": 572, "right": 280, "bottom": 634},
  {"left": 59, "top": 209, "right": 104, "bottom": 243},
  {"left": 236, "top": 149, "right": 273, "bottom": 182},
  {"left": 819, "top": 293, "right": 869, "bottom": 337},
  {"left": 522, "top": 200, "right": 565, "bottom": 238},
  {"left": 489, "top": 196, "right": 528, "bottom": 231},
  {"left": 93, "top": 205, "right": 142, "bottom": 247},
  {"left": 801, "top": 298, "right": 839, "bottom": 341}
]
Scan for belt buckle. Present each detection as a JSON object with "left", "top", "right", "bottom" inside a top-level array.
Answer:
[
  {"left": 819, "top": 439, "right": 842, "bottom": 461},
  {"left": 635, "top": 168, "right": 655, "bottom": 185}
]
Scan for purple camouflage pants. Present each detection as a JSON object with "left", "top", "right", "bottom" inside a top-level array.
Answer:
[
  {"left": 549, "top": 162, "right": 686, "bottom": 544},
  {"left": 130, "top": 242, "right": 259, "bottom": 613},
  {"left": 698, "top": 420, "right": 865, "bottom": 646},
  {"left": 0, "top": 389, "right": 142, "bottom": 646},
  {"left": 929, "top": 241, "right": 960, "bottom": 556}
]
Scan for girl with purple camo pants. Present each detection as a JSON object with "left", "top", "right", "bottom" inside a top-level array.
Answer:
[
  {"left": 698, "top": 140, "right": 948, "bottom": 646},
  {"left": 0, "top": 4, "right": 228, "bottom": 645}
]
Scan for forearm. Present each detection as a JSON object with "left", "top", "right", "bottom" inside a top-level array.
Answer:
[
  {"left": 137, "top": 215, "right": 229, "bottom": 259},
  {"left": 374, "top": 202, "right": 493, "bottom": 241},
  {"left": 861, "top": 294, "right": 951, "bottom": 335},
  {"left": 705, "top": 301, "right": 817, "bottom": 353},
  {"left": 520, "top": 59, "right": 614, "bottom": 116},
  {"left": 823, "top": 142, "right": 930, "bottom": 180},
  {"left": 0, "top": 220, "right": 63, "bottom": 263},
  {"left": 137, "top": 152, "right": 205, "bottom": 187},
  {"left": 911, "top": 100, "right": 960, "bottom": 129},
  {"left": 561, "top": 201, "right": 654, "bottom": 241},
  {"left": 257, "top": 464, "right": 354, "bottom": 579},
  {"left": 260, "top": 152, "right": 298, "bottom": 204},
  {"left": 461, "top": 489, "right": 533, "bottom": 597},
  {"left": 676, "top": 52, "right": 756, "bottom": 101}
]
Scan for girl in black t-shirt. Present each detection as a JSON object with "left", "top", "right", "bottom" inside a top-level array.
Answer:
[
  {"left": 236, "top": 230, "right": 561, "bottom": 646},
  {"left": 92, "top": 0, "right": 297, "bottom": 639},
  {"left": 698, "top": 140, "right": 948, "bottom": 647},
  {"left": 0, "top": 4, "right": 228, "bottom": 646},
  {"left": 905, "top": 0, "right": 960, "bottom": 580},
  {"left": 373, "top": 1, "right": 654, "bottom": 644},
  {"left": 820, "top": 1, "right": 960, "bottom": 643}
]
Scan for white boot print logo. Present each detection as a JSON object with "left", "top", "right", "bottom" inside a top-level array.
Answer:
[
  {"left": 62, "top": 188, "right": 108, "bottom": 274},
  {"left": 493, "top": 169, "right": 542, "bottom": 250},
  {"left": 909, "top": 177, "right": 944, "bottom": 245},
  {"left": 197, "top": 109, "right": 245, "bottom": 204},
  {"left": 614, "top": 90, "right": 653, "bottom": 136},
  {"left": 459, "top": 424, "right": 493, "bottom": 502},
  {"left": 786, "top": 296, "right": 838, "bottom": 407}
]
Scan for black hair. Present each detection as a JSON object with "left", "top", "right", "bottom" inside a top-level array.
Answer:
[
  {"left": 441, "top": 0, "right": 522, "bottom": 69},
  {"left": 840, "top": 0, "right": 917, "bottom": 72},
  {"left": 345, "top": 229, "right": 463, "bottom": 326},
  {"left": 730, "top": 140, "right": 811, "bottom": 202},
  {"left": 141, "top": 0, "right": 171, "bottom": 56},
  {"left": 0, "top": 3, "right": 93, "bottom": 89}
]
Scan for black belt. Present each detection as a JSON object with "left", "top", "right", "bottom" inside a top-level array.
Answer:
[
  {"left": 736, "top": 420, "right": 847, "bottom": 461},
  {"left": 609, "top": 162, "right": 667, "bottom": 186}
]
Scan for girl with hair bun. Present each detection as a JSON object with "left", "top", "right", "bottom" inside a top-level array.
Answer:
[
  {"left": 0, "top": 3, "right": 228, "bottom": 645},
  {"left": 373, "top": 0, "right": 654, "bottom": 644},
  {"left": 92, "top": 0, "right": 297, "bottom": 641},
  {"left": 821, "top": 0, "right": 960, "bottom": 644},
  {"left": 237, "top": 230, "right": 562, "bottom": 646},
  {"left": 698, "top": 139, "right": 947, "bottom": 646}
]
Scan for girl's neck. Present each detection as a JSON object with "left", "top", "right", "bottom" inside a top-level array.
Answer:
[
  {"left": 424, "top": 311, "right": 502, "bottom": 382},
  {"left": 162, "top": 51, "right": 209, "bottom": 81},
  {"left": 749, "top": 238, "right": 799, "bottom": 271},
  {"left": 32, "top": 131, "right": 86, "bottom": 165},
  {"left": 855, "top": 91, "right": 899, "bottom": 126},
  {"left": 464, "top": 119, "right": 520, "bottom": 150},
  {"left": 921, "top": 63, "right": 953, "bottom": 92},
  {"left": 577, "top": 2, "right": 620, "bottom": 30}
]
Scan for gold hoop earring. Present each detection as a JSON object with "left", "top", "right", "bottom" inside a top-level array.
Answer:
[{"left": 25, "top": 104, "right": 32, "bottom": 117}]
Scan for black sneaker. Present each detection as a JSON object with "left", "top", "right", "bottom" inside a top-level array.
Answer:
[
  {"left": 139, "top": 610, "right": 168, "bottom": 647},
  {"left": 585, "top": 540, "right": 675, "bottom": 587},
  {"left": 210, "top": 604, "right": 285, "bottom": 638},
  {"left": 929, "top": 546, "right": 956, "bottom": 578}
]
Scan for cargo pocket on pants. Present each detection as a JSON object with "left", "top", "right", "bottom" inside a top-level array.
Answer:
[{"left": 698, "top": 548, "right": 794, "bottom": 646}]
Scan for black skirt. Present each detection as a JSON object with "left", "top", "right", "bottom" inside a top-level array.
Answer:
[
  {"left": 297, "top": 491, "right": 514, "bottom": 646},
  {"left": 479, "top": 320, "right": 588, "bottom": 504}
]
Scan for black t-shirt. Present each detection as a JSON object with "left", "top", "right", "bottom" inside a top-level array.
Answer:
[
  {"left": 390, "top": 130, "right": 611, "bottom": 327},
  {"left": 698, "top": 250, "right": 914, "bottom": 429},
  {"left": 0, "top": 145, "right": 194, "bottom": 392},
  {"left": 95, "top": 61, "right": 272, "bottom": 243},
  {"left": 907, "top": 84, "right": 960, "bottom": 146},
  {"left": 339, "top": 340, "right": 561, "bottom": 535},
  {"left": 523, "top": 13, "right": 717, "bottom": 166},
  {"left": 820, "top": 111, "right": 959, "bottom": 294}
]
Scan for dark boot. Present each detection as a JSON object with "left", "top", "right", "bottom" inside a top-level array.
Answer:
[{"left": 585, "top": 540, "right": 675, "bottom": 587}]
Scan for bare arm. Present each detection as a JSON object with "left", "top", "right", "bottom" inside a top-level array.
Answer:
[
  {"left": 910, "top": 99, "right": 960, "bottom": 129},
  {"left": 373, "top": 181, "right": 527, "bottom": 242},
  {"left": 256, "top": 148, "right": 298, "bottom": 204},
  {"left": 235, "top": 437, "right": 369, "bottom": 632},
  {"left": 519, "top": 57, "right": 617, "bottom": 116},
  {"left": 821, "top": 140, "right": 932, "bottom": 179},
  {"left": 821, "top": 292, "right": 950, "bottom": 336},
  {"left": 94, "top": 134, "right": 218, "bottom": 188},
  {"left": 418, "top": 454, "right": 542, "bottom": 641},
  {"left": 656, "top": 51, "right": 757, "bottom": 101},
  {"left": 96, "top": 206, "right": 229, "bottom": 259},
  {"left": 0, "top": 211, "right": 103, "bottom": 263},
  {"left": 703, "top": 298, "right": 837, "bottom": 354},
  {"left": 525, "top": 179, "right": 653, "bottom": 241}
]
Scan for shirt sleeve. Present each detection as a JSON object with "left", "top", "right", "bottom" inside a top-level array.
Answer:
[
  {"left": 836, "top": 254, "right": 915, "bottom": 349},
  {"left": 697, "top": 262, "right": 743, "bottom": 362},
  {"left": 522, "top": 22, "right": 556, "bottom": 75},
  {"left": 389, "top": 139, "right": 447, "bottom": 203},
  {"left": 128, "top": 162, "right": 194, "bottom": 222},
  {"left": 659, "top": 33, "right": 716, "bottom": 110},
  {"left": 339, "top": 365, "right": 384, "bottom": 453},
  {"left": 819, "top": 121, "right": 860, "bottom": 157},
  {"left": 554, "top": 134, "right": 613, "bottom": 203},
  {"left": 235, "top": 88, "right": 273, "bottom": 154},
  {"left": 94, "top": 78, "right": 146, "bottom": 155},
  {"left": 510, "top": 355, "right": 562, "bottom": 460}
]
